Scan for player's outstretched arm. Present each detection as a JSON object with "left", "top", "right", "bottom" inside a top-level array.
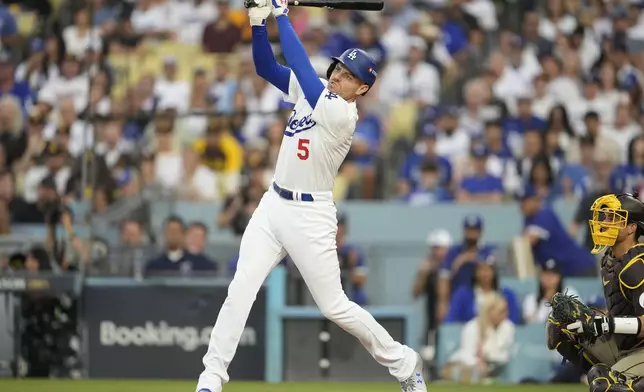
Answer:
[
  {"left": 249, "top": 0, "right": 291, "bottom": 94},
  {"left": 271, "top": 0, "right": 325, "bottom": 107}
]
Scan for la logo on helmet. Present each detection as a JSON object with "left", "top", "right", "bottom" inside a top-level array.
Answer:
[{"left": 348, "top": 50, "right": 358, "bottom": 60}]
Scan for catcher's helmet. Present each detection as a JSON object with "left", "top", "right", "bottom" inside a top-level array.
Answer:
[
  {"left": 326, "top": 48, "right": 378, "bottom": 94},
  {"left": 589, "top": 192, "right": 644, "bottom": 254}
]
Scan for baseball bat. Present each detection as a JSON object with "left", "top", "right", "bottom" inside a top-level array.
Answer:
[
  {"left": 289, "top": 0, "right": 383, "bottom": 10},
  {"left": 245, "top": 0, "right": 384, "bottom": 11}
]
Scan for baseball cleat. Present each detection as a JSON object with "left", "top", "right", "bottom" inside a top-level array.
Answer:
[{"left": 399, "top": 354, "right": 427, "bottom": 392}]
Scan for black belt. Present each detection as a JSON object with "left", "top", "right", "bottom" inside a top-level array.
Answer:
[{"left": 273, "top": 182, "right": 314, "bottom": 202}]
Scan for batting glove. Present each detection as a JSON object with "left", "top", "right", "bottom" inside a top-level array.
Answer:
[
  {"left": 567, "top": 315, "right": 613, "bottom": 343},
  {"left": 248, "top": 0, "right": 271, "bottom": 26},
  {"left": 271, "top": 0, "right": 289, "bottom": 17}
]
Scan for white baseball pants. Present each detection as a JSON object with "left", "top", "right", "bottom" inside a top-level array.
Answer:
[{"left": 196, "top": 188, "right": 417, "bottom": 391}]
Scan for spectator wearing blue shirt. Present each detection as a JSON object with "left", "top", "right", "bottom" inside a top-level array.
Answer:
[
  {"left": 557, "top": 136, "right": 595, "bottom": 200},
  {"left": 428, "top": 4, "right": 470, "bottom": 56},
  {"left": 349, "top": 102, "right": 382, "bottom": 168},
  {"left": 444, "top": 260, "right": 521, "bottom": 324},
  {"left": 503, "top": 97, "right": 547, "bottom": 154},
  {"left": 185, "top": 222, "right": 219, "bottom": 271},
  {"left": 518, "top": 185, "right": 597, "bottom": 277},
  {"left": 482, "top": 121, "right": 513, "bottom": 160},
  {"left": 438, "top": 215, "right": 496, "bottom": 306},
  {"left": 402, "top": 161, "right": 453, "bottom": 206},
  {"left": 318, "top": 13, "right": 356, "bottom": 57},
  {"left": 457, "top": 145, "right": 504, "bottom": 203},
  {"left": 398, "top": 128, "right": 452, "bottom": 197},
  {"left": 336, "top": 214, "right": 368, "bottom": 305},
  {"left": 0, "top": 52, "right": 34, "bottom": 115},
  {"left": 145, "top": 216, "right": 217, "bottom": 276}
]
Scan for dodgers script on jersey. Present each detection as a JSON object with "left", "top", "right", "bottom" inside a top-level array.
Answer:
[{"left": 274, "top": 73, "right": 359, "bottom": 192}]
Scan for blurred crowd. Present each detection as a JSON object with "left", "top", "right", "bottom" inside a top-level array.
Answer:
[{"left": 0, "top": 0, "right": 643, "bottom": 224}]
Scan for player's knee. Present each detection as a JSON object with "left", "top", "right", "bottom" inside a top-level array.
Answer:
[
  {"left": 589, "top": 377, "right": 611, "bottom": 392},
  {"left": 588, "top": 364, "right": 612, "bottom": 383}
]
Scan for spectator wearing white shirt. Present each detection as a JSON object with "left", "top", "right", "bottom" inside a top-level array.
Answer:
[
  {"left": 523, "top": 259, "right": 579, "bottom": 324},
  {"left": 545, "top": 52, "right": 582, "bottom": 106},
  {"left": 62, "top": 7, "right": 103, "bottom": 58},
  {"left": 151, "top": 114, "right": 183, "bottom": 191},
  {"left": 380, "top": 10, "right": 410, "bottom": 62},
  {"left": 460, "top": 0, "right": 497, "bottom": 32},
  {"left": 238, "top": 74, "right": 282, "bottom": 142},
  {"left": 530, "top": 74, "right": 555, "bottom": 120},
  {"left": 458, "top": 79, "right": 499, "bottom": 139},
  {"left": 21, "top": 142, "right": 71, "bottom": 203},
  {"left": 598, "top": 61, "right": 628, "bottom": 111},
  {"left": 176, "top": 69, "right": 211, "bottom": 145},
  {"left": 37, "top": 55, "right": 89, "bottom": 114},
  {"left": 602, "top": 103, "right": 641, "bottom": 163},
  {"left": 168, "top": 0, "right": 218, "bottom": 45},
  {"left": 566, "top": 74, "right": 615, "bottom": 136},
  {"left": 492, "top": 37, "right": 539, "bottom": 106},
  {"left": 130, "top": 0, "right": 175, "bottom": 40},
  {"left": 209, "top": 60, "right": 237, "bottom": 114},
  {"left": 377, "top": 36, "right": 441, "bottom": 109},
  {"left": 440, "top": 294, "right": 515, "bottom": 383},
  {"left": 94, "top": 120, "right": 135, "bottom": 168},
  {"left": 43, "top": 98, "right": 94, "bottom": 158},
  {"left": 154, "top": 56, "right": 191, "bottom": 114},
  {"left": 435, "top": 108, "right": 471, "bottom": 162},
  {"left": 178, "top": 146, "right": 219, "bottom": 201},
  {"left": 539, "top": 0, "right": 577, "bottom": 42}
]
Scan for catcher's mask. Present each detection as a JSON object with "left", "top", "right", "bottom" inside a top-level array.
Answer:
[{"left": 589, "top": 193, "right": 644, "bottom": 254}]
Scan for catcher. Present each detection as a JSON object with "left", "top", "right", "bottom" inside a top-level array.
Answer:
[{"left": 547, "top": 192, "right": 644, "bottom": 391}]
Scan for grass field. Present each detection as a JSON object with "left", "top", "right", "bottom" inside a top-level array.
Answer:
[{"left": 0, "top": 380, "right": 587, "bottom": 392}]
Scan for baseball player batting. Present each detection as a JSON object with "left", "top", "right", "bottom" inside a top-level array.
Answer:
[{"left": 195, "top": 0, "right": 425, "bottom": 391}]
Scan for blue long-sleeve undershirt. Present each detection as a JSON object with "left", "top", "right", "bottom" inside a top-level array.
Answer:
[
  {"left": 276, "top": 15, "right": 325, "bottom": 108},
  {"left": 252, "top": 26, "right": 290, "bottom": 94}
]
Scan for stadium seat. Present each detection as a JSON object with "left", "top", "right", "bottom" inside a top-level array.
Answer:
[
  {"left": 564, "top": 277, "right": 602, "bottom": 304},
  {"left": 503, "top": 324, "right": 554, "bottom": 383},
  {"left": 500, "top": 277, "right": 538, "bottom": 305}
]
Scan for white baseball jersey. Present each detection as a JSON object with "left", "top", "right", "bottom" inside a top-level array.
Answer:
[{"left": 272, "top": 72, "right": 359, "bottom": 193}]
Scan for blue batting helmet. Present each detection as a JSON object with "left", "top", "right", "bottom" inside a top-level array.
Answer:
[{"left": 326, "top": 48, "right": 378, "bottom": 93}]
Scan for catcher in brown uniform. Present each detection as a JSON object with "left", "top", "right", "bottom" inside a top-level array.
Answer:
[{"left": 547, "top": 193, "right": 644, "bottom": 391}]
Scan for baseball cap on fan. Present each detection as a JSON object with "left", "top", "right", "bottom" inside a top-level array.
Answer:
[
  {"left": 426, "top": 229, "right": 452, "bottom": 248},
  {"left": 463, "top": 214, "right": 483, "bottom": 230}
]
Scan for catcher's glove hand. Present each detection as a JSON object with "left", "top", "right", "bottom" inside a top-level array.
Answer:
[{"left": 547, "top": 292, "right": 610, "bottom": 344}]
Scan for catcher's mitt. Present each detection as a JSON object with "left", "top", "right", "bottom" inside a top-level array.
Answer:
[{"left": 547, "top": 291, "right": 595, "bottom": 326}]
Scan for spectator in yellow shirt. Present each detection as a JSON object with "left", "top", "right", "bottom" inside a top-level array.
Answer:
[{"left": 193, "top": 118, "right": 242, "bottom": 196}]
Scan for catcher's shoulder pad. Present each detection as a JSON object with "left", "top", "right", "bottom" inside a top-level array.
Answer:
[{"left": 618, "top": 248, "right": 644, "bottom": 290}]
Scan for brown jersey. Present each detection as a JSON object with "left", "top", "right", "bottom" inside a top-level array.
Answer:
[{"left": 602, "top": 243, "right": 644, "bottom": 353}]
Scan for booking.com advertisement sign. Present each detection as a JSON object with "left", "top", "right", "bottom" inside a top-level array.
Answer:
[{"left": 83, "top": 283, "right": 266, "bottom": 379}]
